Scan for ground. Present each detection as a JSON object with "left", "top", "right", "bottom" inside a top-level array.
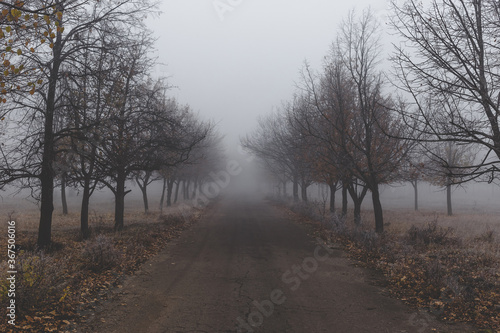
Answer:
[{"left": 76, "top": 196, "right": 477, "bottom": 333}]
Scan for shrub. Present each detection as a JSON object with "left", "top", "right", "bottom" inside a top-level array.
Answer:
[
  {"left": 0, "top": 252, "right": 70, "bottom": 312},
  {"left": 351, "top": 229, "right": 379, "bottom": 251},
  {"left": 160, "top": 213, "right": 185, "bottom": 226},
  {"left": 474, "top": 229, "right": 496, "bottom": 243},
  {"left": 327, "top": 213, "right": 347, "bottom": 234},
  {"left": 406, "top": 221, "right": 456, "bottom": 247},
  {"left": 81, "top": 235, "right": 122, "bottom": 272},
  {"left": 89, "top": 212, "right": 111, "bottom": 236},
  {"left": 290, "top": 201, "right": 323, "bottom": 221},
  {"left": 424, "top": 259, "right": 445, "bottom": 293},
  {"left": 0, "top": 261, "right": 11, "bottom": 305}
]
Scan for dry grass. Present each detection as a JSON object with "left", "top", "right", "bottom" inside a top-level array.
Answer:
[
  {"left": 284, "top": 199, "right": 500, "bottom": 331},
  {"left": 0, "top": 194, "right": 192, "bottom": 234},
  {"left": 0, "top": 194, "right": 202, "bottom": 333},
  {"left": 362, "top": 209, "right": 500, "bottom": 240}
]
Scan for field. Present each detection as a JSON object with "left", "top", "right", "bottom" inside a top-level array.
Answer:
[
  {"left": 0, "top": 187, "right": 202, "bottom": 333},
  {"left": 283, "top": 182, "right": 500, "bottom": 331},
  {"left": 0, "top": 180, "right": 499, "bottom": 331},
  {"left": 0, "top": 183, "right": 184, "bottom": 232}
]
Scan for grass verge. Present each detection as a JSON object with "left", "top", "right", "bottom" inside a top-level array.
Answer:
[
  {"left": 0, "top": 209, "right": 202, "bottom": 333},
  {"left": 278, "top": 198, "right": 500, "bottom": 332}
]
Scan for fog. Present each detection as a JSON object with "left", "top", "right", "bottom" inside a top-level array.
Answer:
[
  {"left": 147, "top": 0, "right": 391, "bottom": 148},
  {"left": 1, "top": 0, "right": 499, "bottom": 222},
  {"left": 3, "top": 152, "right": 499, "bottom": 219}
]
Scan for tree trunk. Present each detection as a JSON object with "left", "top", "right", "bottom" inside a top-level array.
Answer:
[
  {"left": 38, "top": 19, "right": 63, "bottom": 248},
  {"left": 61, "top": 172, "right": 68, "bottom": 215},
  {"left": 282, "top": 181, "right": 287, "bottom": 196},
  {"left": 329, "top": 181, "right": 337, "bottom": 213},
  {"left": 174, "top": 180, "right": 180, "bottom": 204},
  {"left": 191, "top": 178, "right": 198, "bottom": 200},
  {"left": 141, "top": 185, "right": 149, "bottom": 214},
  {"left": 38, "top": 166, "right": 55, "bottom": 248},
  {"left": 80, "top": 178, "right": 91, "bottom": 239},
  {"left": 341, "top": 181, "right": 348, "bottom": 217},
  {"left": 412, "top": 180, "right": 418, "bottom": 211},
  {"left": 446, "top": 181, "right": 452, "bottom": 216},
  {"left": 371, "top": 183, "right": 384, "bottom": 233},
  {"left": 114, "top": 171, "right": 126, "bottom": 231},
  {"left": 135, "top": 171, "right": 151, "bottom": 214},
  {"left": 167, "top": 178, "right": 175, "bottom": 207},
  {"left": 301, "top": 181, "right": 308, "bottom": 202},
  {"left": 183, "top": 180, "right": 189, "bottom": 200},
  {"left": 353, "top": 199, "right": 362, "bottom": 226},
  {"left": 347, "top": 183, "right": 368, "bottom": 227},
  {"left": 292, "top": 174, "right": 299, "bottom": 202},
  {"left": 159, "top": 177, "right": 167, "bottom": 214}
]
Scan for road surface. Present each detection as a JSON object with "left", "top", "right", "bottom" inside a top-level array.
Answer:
[{"left": 79, "top": 197, "right": 475, "bottom": 332}]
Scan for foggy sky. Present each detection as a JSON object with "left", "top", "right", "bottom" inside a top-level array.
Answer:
[{"left": 147, "top": 0, "right": 390, "bottom": 149}]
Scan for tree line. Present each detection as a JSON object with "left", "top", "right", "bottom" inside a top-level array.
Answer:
[
  {"left": 243, "top": 1, "right": 500, "bottom": 233},
  {"left": 0, "top": 0, "right": 223, "bottom": 248}
]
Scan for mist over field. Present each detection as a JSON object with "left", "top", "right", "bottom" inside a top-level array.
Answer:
[
  {"left": 1, "top": 0, "right": 500, "bottom": 331},
  {"left": 3, "top": 165, "right": 499, "bottom": 217}
]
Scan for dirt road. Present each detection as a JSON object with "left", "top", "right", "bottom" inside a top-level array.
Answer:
[{"left": 79, "top": 197, "right": 475, "bottom": 332}]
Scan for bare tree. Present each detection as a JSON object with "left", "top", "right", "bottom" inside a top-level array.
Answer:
[
  {"left": 95, "top": 50, "right": 163, "bottom": 229},
  {"left": 61, "top": 23, "right": 121, "bottom": 238},
  {"left": 138, "top": 98, "right": 217, "bottom": 214},
  {"left": 295, "top": 60, "right": 355, "bottom": 216},
  {"left": 402, "top": 151, "right": 426, "bottom": 211},
  {"left": 294, "top": 9, "right": 411, "bottom": 232},
  {"left": 425, "top": 141, "right": 477, "bottom": 215},
  {"left": 390, "top": 0, "right": 500, "bottom": 180},
  {"left": 335, "top": 9, "right": 414, "bottom": 232},
  {"left": 131, "top": 80, "right": 173, "bottom": 215},
  {"left": 97, "top": 71, "right": 209, "bottom": 230},
  {"left": 0, "top": 0, "right": 159, "bottom": 247},
  {"left": 242, "top": 109, "right": 313, "bottom": 202}
]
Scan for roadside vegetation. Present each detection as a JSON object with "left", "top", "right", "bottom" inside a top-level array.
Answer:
[
  {"left": 0, "top": 206, "right": 203, "bottom": 333},
  {"left": 276, "top": 197, "right": 500, "bottom": 331}
]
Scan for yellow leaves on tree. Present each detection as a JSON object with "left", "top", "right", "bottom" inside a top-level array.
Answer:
[{"left": 0, "top": 2, "right": 62, "bottom": 103}]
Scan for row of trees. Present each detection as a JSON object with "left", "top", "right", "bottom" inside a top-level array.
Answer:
[
  {"left": 244, "top": 0, "right": 500, "bottom": 233},
  {"left": 244, "top": 9, "right": 408, "bottom": 233},
  {"left": 0, "top": 0, "right": 222, "bottom": 247}
]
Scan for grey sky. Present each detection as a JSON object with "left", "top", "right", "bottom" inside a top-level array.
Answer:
[{"left": 148, "top": 0, "right": 390, "bottom": 149}]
